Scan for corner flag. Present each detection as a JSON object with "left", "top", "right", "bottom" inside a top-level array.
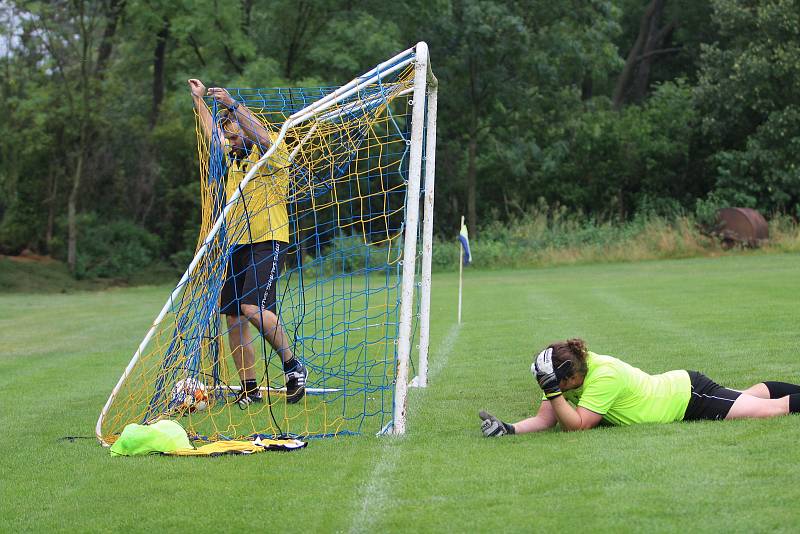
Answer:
[
  {"left": 457, "top": 216, "right": 470, "bottom": 324},
  {"left": 458, "top": 220, "right": 472, "bottom": 265}
]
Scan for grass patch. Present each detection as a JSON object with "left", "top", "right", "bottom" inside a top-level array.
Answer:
[
  {"left": 0, "top": 255, "right": 178, "bottom": 293},
  {"left": 1, "top": 253, "right": 799, "bottom": 531},
  {"left": 0, "top": 255, "right": 109, "bottom": 293}
]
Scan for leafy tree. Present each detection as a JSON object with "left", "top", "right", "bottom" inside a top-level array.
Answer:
[
  {"left": 541, "top": 80, "right": 696, "bottom": 217},
  {"left": 0, "top": 1, "right": 124, "bottom": 267},
  {"left": 696, "top": 0, "right": 800, "bottom": 215},
  {"left": 3, "top": 0, "right": 799, "bottom": 280}
]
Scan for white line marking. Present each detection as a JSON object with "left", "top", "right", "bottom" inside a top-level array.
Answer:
[{"left": 348, "top": 323, "right": 461, "bottom": 533}]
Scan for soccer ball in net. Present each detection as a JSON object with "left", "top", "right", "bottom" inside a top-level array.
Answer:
[{"left": 170, "top": 377, "right": 209, "bottom": 413}]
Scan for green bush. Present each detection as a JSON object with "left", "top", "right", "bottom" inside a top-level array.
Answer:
[
  {"left": 169, "top": 248, "right": 195, "bottom": 272},
  {"left": 78, "top": 218, "right": 162, "bottom": 279},
  {"left": 51, "top": 214, "right": 162, "bottom": 279},
  {"left": 536, "top": 81, "right": 697, "bottom": 218},
  {"left": 0, "top": 216, "right": 35, "bottom": 255}
]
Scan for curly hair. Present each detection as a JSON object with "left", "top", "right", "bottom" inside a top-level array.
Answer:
[{"left": 547, "top": 338, "right": 589, "bottom": 379}]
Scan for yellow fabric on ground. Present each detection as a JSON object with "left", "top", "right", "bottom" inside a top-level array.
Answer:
[{"left": 165, "top": 437, "right": 307, "bottom": 456}]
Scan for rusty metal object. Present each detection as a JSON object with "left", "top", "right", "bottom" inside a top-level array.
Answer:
[{"left": 715, "top": 208, "right": 769, "bottom": 248}]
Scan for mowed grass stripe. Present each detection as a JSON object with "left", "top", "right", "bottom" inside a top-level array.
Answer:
[{"left": 349, "top": 323, "right": 461, "bottom": 533}]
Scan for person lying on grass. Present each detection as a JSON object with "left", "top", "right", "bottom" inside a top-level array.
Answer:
[{"left": 480, "top": 338, "right": 800, "bottom": 436}]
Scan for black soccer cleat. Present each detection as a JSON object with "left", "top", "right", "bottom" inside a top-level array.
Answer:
[
  {"left": 285, "top": 364, "right": 308, "bottom": 404},
  {"left": 235, "top": 389, "right": 263, "bottom": 409}
]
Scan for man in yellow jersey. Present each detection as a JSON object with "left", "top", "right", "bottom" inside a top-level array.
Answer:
[
  {"left": 188, "top": 79, "right": 307, "bottom": 406},
  {"left": 480, "top": 338, "right": 800, "bottom": 436}
]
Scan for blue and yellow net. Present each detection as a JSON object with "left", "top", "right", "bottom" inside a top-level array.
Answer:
[{"left": 98, "top": 60, "right": 424, "bottom": 443}]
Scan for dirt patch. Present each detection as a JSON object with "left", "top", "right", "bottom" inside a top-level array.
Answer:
[{"left": 1, "top": 250, "right": 57, "bottom": 264}]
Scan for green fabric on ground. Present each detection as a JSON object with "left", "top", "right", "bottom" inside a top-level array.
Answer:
[{"left": 110, "top": 420, "right": 193, "bottom": 456}]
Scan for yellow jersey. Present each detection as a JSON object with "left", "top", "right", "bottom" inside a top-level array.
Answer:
[{"left": 225, "top": 134, "right": 290, "bottom": 244}]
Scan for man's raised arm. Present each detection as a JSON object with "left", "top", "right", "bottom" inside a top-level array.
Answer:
[
  {"left": 188, "top": 78, "right": 216, "bottom": 140},
  {"left": 207, "top": 87, "right": 272, "bottom": 150}
]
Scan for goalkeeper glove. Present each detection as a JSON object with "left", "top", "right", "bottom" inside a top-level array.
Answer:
[
  {"left": 479, "top": 410, "right": 515, "bottom": 437},
  {"left": 532, "top": 348, "right": 573, "bottom": 399}
]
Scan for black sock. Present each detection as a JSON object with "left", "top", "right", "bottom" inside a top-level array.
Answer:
[
  {"left": 504, "top": 421, "right": 516, "bottom": 435},
  {"left": 283, "top": 358, "right": 299, "bottom": 373},
  {"left": 764, "top": 381, "right": 800, "bottom": 399},
  {"left": 243, "top": 379, "right": 258, "bottom": 396},
  {"left": 789, "top": 394, "right": 800, "bottom": 414}
]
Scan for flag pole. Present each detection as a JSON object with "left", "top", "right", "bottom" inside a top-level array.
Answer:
[{"left": 458, "top": 215, "right": 464, "bottom": 324}]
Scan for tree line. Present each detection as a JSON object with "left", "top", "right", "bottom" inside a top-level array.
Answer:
[{"left": 1, "top": 0, "right": 798, "bottom": 277}]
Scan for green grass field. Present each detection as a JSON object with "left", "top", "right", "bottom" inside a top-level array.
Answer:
[{"left": 1, "top": 252, "right": 799, "bottom": 532}]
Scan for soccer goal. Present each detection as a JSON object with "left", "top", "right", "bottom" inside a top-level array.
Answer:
[{"left": 96, "top": 42, "right": 437, "bottom": 445}]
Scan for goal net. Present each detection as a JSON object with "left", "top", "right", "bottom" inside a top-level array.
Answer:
[{"left": 96, "top": 43, "right": 437, "bottom": 444}]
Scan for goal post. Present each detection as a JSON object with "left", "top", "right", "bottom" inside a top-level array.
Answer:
[
  {"left": 416, "top": 48, "right": 439, "bottom": 391},
  {"left": 96, "top": 42, "right": 437, "bottom": 445},
  {"left": 391, "top": 42, "right": 438, "bottom": 433}
]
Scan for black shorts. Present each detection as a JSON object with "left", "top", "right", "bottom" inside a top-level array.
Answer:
[
  {"left": 220, "top": 241, "right": 286, "bottom": 315},
  {"left": 682, "top": 371, "right": 742, "bottom": 421}
]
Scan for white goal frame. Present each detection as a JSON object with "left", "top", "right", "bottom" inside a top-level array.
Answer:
[{"left": 96, "top": 42, "right": 437, "bottom": 444}]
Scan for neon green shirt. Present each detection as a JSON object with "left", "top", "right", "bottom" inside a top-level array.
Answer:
[{"left": 561, "top": 352, "right": 691, "bottom": 426}]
